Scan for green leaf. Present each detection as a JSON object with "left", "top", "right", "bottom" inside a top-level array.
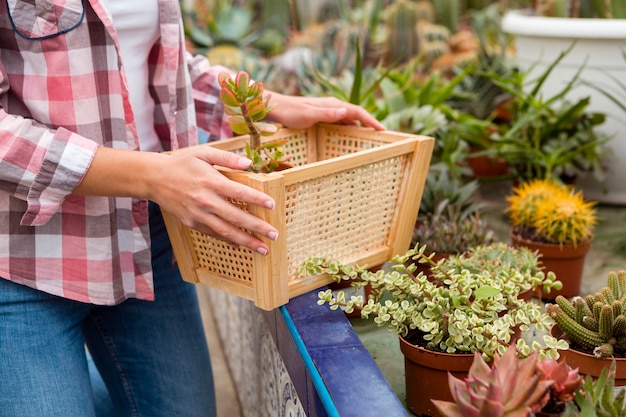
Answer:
[{"left": 474, "top": 286, "right": 500, "bottom": 300}]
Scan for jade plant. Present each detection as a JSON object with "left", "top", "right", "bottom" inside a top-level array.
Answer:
[
  {"left": 506, "top": 178, "right": 597, "bottom": 246},
  {"left": 300, "top": 242, "right": 567, "bottom": 361},
  {"left": 218, "top": 71, "right": 292, "bottom": 173},
  {"left": 432, "top": 345, "right": 582, "bottom": 417},
  {"left": 545, "top": 270, "right": 626, "bottom": 359}
]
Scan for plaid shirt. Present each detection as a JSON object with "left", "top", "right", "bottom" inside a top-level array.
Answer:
[{"left": 0, "top": 0, "right": 230, "bottom": 304}]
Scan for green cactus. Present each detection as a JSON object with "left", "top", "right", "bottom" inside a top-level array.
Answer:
[
  {"left": 384, "top": 0, "right": 421, "bottom": 64},
  {"left": 546, "top": 270, "right": 626, "bottom": 358},
  {"left": 432, "top": 0, "right": 460, "bottom": 33}
]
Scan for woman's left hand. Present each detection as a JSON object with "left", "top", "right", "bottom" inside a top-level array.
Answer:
[{"left": 266, "top": 93, "right": 385, "bottom": 131}]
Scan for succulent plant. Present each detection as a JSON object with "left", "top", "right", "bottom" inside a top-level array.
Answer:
[
  {"left": 412, "top": 200, "right": 494, "bottom": 254},
  {"left": 432, "top": 346, "right": 555, "bottom": 417},
  {"left": 535, "top": 357, "right": 583, "bottom": 413},
  {"left": 545, "top": 270, "right": 626, "bottom": 358},
  {"left": 506, "top": 178, "right": 597, "bottom": 246},
  {"left": 218, "top": 71, "right": 291, "bottom": 173},
  {"left": 301, "top": 242, "right": 566, "bottom": 361},
  {"left": 563, "top": 361, "right": 626, "bottom": 417},
  {"left": 440, "top": 242, "right": 562, "bottom": 297}
]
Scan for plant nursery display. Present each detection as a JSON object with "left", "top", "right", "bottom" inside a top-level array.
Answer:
[
  {"left": 546, "top": 270, "right": 626, "bottom": 386},
  {"left": 502, "top": 3, "right": 626, "bottom": 203},
  {"left": 506, "top": 178, "right": 597, "bottom": 299},
  {"left": 301, "top": 242, "right": 566, "bottom": 416}
]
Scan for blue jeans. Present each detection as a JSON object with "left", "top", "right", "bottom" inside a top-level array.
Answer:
[{"left": 0, "top": 204, "right": 216, "bottom": 417}]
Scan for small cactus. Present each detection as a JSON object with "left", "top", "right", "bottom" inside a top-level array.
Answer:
[
  {"left": 506, "top": 178, "right": 597, "bottom": 246},
  {"left": 546, "top": 270, "right": 626, "bottom": 358}
]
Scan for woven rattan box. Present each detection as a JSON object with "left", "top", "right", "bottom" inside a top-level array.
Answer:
[{"left": 162, "top": 123, "right": 434, "bottom": 310}]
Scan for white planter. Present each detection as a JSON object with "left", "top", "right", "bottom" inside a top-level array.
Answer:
[{"left": 502, "top": 10, "right": 626, "bottom": 204}]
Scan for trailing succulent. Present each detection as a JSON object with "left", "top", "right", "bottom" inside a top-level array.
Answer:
[
  {"left": 440, "top": 242, "right": 562, "bottom": 297},
  {"left": 546, "top": 270, "right": 626, "bottom": 358},
  {"left": 432, "top": 345, "right": 582, "bottom": 417},
  {"left": 301, "top": 242, "right": 565, "bottom": 361}
]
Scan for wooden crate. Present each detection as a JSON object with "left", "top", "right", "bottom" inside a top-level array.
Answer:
[{"left": 162, "top": 124, "right": 433, "bottom": 310}]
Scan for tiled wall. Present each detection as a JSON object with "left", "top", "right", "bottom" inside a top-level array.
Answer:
[
  {"left": 204, "top": 287, "right": 307, "bottom": 417},
  {"left": 204, "top": 286, "right": 408, "bottom": 417}
]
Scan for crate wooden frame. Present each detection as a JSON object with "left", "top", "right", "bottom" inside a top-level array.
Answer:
[{"left": 162, "top": 123, "right": 433, "bottom": 310}]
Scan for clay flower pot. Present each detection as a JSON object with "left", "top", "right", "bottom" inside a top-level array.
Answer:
[
  {"left": 551, "top": 324, "right": 626, "bottom": 386},
  {"left": 399, "top": 335, "right": 474, "bottom": 417},
  {"left": 510, "top": 230, "right": 592, "bottom": 300}
]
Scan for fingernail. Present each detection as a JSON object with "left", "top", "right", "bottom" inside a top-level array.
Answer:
[
  {"left": 264, "top": 199, "right": 275, "bottom": 210},
  {"left": 268, "top": 231, "right": 278, "bottom": 241},
  {"left": 238, "top": 157, "right": 252, "bottom": 168},
  {"left": 335, "top": 108, "right": 347, "bottom": 118},
  {"left": 257, "top": 247, "right": 268, "bottom": 256}
]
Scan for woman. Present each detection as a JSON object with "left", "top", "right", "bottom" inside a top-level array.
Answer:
[{"left": 0, "top": 1, "right": 384, "bottom": 416}]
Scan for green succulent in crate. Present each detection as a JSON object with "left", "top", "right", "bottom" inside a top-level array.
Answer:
[
  {"left": 301, "top": 242, "right": 566, "bottom": 361},
  {"left": 546, "top": 270, "right": 626, "bottom": 359},
  {"left": 218, "top": 71, "right": 292, "bottom": 173}
]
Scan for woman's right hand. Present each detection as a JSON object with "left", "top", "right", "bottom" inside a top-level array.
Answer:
[{"left": 74, "top": 145, "right": 279, "bottom": 255}]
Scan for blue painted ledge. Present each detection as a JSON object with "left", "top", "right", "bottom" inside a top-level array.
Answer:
[{"left": 262, "top": 288, "right": 408, "bottom": 417}]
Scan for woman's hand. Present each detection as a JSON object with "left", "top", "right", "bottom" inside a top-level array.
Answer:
[
  {"left": 74, "top": 145, "right": 279, "bottom": 255},
  {"left": 266, "top": 94, "right": 385, "bottom": 131}
]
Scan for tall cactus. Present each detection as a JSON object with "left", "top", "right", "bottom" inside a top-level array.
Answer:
[
  {"left": 546, "top": 270, "right": 626, "bottom": 358},
  {"left": 432, "top": 0, "right": 460, "bottom": 33},
  {"left": 384, "top": 0, "right": 422, "bottom": 64}
]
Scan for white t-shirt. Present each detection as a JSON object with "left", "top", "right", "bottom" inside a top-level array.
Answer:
[{"left": 107, "top": 0, "right": 162, "bottom": 152}]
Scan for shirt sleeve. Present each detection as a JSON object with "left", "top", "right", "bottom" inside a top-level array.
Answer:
[
  {"left": 185, "top": 52, "right": 234, "bottom": 142},
  {"left": 0, "top": 110, "right": 98, "bottom": 226}
]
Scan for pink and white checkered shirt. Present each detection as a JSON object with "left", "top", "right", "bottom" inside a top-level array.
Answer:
[{"left": 0, "top": 0, "right": 231, "bottom": 304}]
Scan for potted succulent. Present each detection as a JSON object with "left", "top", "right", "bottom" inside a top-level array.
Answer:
[
  {"left": 506, "top": 178, "right": 597, "bottom": 300},
  {"left": 300, "top": 242, "right": 566, "bottom": 417},
  {"left": 432, "top": 344, "right": 626, "bottom": 417},
  {"left": 545, "top": 270, "right": 626, "bottom": 386},
  {"left": 412, "top": 167, "right": 495, "bottom": 277},
  {"left": 441, "top": 242, "right": 563, "bottom": 300},
  {"left": 501, "top": 1, "right": 626, "bottom": 203},
  {"left": 432, "top": 344, "right": 583, "bottom": 417}
]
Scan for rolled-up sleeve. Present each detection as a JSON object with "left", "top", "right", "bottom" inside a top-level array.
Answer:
[{"left": 0, "top": 111, "right": 98, "bottom": 226}]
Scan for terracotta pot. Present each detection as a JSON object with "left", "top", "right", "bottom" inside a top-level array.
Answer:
[
  {"left": 551, "top": 325, "right": 626, "bottom": 386},
  {"left": 510, "top": 230, "right": 592, "bottom": 300},
  {"left": 399, "top": 336, "right": 474, "bottom": 417},
  {"left": 466, "top": 154, "right": 509, "bottom": 179}
]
